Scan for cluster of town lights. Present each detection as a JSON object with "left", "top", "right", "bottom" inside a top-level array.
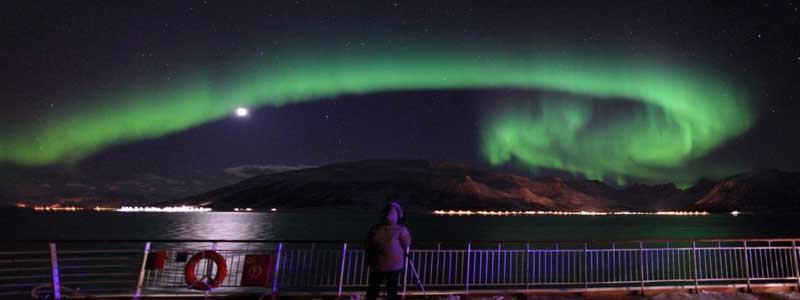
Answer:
[
  {"left": 432, "top": 210, "right": 710, "bottom": 216},
  {"left": 117, "top": 206, "right": 212, "bottom": 212},
  {"left": 20, "top": 203, "right": 284, "bottom": 213},
  {"left": 234, "top": 208, "right": 278, "bottom": 212},
  {"left": 31, "top": 206, "right": 116, "bottom": 212}
]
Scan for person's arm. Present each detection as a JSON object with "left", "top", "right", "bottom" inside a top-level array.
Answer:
[{"left": 399, "top": 226, "right": 412, "bottom": 254}]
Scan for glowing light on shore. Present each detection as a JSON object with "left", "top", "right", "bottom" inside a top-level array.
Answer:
[
  {"left": 432, "top": 210, "right": 710, "bottom": 216},
  {"left": 731, "top": 211, "right": 740, "bottom": 216},
  {"left": 34, "top": 206, "right": 81, "bottom": 211},
  {"left": 32, "top": 205, "right": 116, "bottom": 211},
  {"left": 117, "top": 205, "right": 212, "bottom": 212},
  {"left": 233, "top": 208, "right": 254, "bottom": 212}
]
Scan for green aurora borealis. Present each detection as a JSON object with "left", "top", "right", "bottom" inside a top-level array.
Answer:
[{"left": 0, "top": 44, "right": 753, "bottom": 184}]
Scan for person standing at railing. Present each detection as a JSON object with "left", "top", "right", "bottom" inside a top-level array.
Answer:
[{"left": 365, "top": 202, "right": 412, "bottom": 300}]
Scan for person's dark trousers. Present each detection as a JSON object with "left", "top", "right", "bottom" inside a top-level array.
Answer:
[{"left": 366, "top": 269, "right": 401, "bottom": 300}]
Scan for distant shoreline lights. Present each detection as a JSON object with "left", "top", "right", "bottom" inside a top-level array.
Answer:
[
  {"left": 117, "top": 206, "right": 212, "bottom": 212},
  {"left": 233, "top": 208, "right": 278, "bottom": 212},
  {"left": 31, "top": 205, "right": 115, "bottom": 212},
  {"left": 432, "top": 210, "right": 710, "bottom": 216}
]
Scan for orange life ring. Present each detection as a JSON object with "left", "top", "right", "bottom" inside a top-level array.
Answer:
[{"left": 184, "top": 250, "right": 228, "bottom": 290}]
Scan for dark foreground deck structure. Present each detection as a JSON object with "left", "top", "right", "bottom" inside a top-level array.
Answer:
[{"left": 3, "top": 238, "right": 800, "bottom": 299}]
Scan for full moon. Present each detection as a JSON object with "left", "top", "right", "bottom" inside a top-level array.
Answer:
[{"left": 235, "top": 107, "right": 248, "bottom": 117}]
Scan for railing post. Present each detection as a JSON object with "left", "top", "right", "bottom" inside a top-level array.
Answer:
[
  {"left": 337, "top": 243, "right": 348, "bottom": 298},
  {"left": 465, "top": 242, "right": 471, "bottom": 295},
  {"left": 402, "top": 245, "right": 410, "bottom": 299},
  {"left": 552, "top": 242, "right": 557, "bottom": 288},
  {"left": 743, "top": 241, "right": 751, "bottom": 292},
  {"left": 437, "top": 240, "right": 442, "bottom": 288},
  {"left": 583, "top": 243, "right": 588, "bottom": 292},
  {"left": 612, "top": 242, "right": 616, "bottom": 285},
  {"left": 638, "top": 242, "right": 645, "bottom": 296},
  {"left": 692, "top": 241, "right": 699, "bottom": 293},
  {"left": 526, "top": 243, "right": 531, "bottom": 291},
  {"left": 307, "top": 243, "right": 316, "bottom": 288},
  {"left": 204, "top": 242, "right": 218, "bottom": 298},
  {"left": 497, "top": 242, "right": 501, "bottom": 286},
  {"left": 272, "top": 243, "right": 283, "bottom": 295},
  {"left": 134, "top": 242, "right": 151, "bottom": 298},
  {"left": 792, "top": 240, "right": 800, "bottom": 292},
  {"left": 49, "top": 242, "right": 61, "bottom": 300}
]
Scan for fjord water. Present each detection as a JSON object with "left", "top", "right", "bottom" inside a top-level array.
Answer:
[{"left": 4, "top": 210, "right": 800, "bottom": 241}]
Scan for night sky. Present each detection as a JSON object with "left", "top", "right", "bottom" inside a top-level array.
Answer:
[{"left": 2, "top": 1, "right": 800, "bottom": 205}]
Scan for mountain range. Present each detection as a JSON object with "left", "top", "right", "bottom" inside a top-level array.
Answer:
[{"left": 162, "top": 160, "right": 800, "bottom": 213}]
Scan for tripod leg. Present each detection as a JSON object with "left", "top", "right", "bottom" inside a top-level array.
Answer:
[{"left": 407, "top": 258, "right": 425, "bottom": 292}]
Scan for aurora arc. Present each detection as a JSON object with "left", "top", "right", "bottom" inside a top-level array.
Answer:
[{"left": 0, "top": 45, "right": 752, "bottom": 184}]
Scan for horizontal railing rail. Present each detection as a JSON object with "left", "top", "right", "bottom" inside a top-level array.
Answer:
[
  {"left": 1, "top": 239, "right": 799, "bottom": 299},
  {"left": 6, "top": 237, "right": 800, "bottom": 243}
]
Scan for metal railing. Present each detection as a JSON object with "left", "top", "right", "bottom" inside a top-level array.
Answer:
[{"left": 3, "top": 238, "right": 800, "bottom": 298}]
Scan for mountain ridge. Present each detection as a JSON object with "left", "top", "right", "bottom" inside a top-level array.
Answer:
[{"left": 161, "top": 160, "right": 800, "bottom": 212}]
